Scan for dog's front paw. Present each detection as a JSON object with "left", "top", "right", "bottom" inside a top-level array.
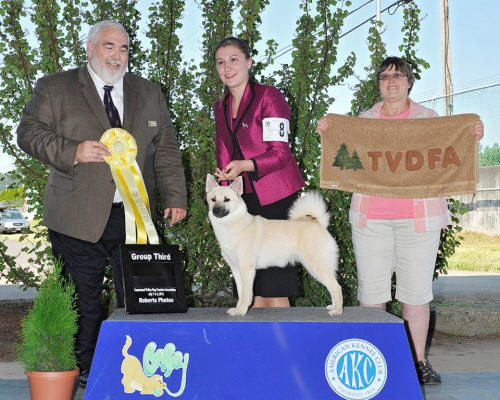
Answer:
[
  {"left": 327, "top": 304, "right": 343, "bottom": 316},
  {"left": 227, "top": 306, "right": 248, "bottom": 316},
  {"left": 227, "top": 307, "right": 238, "bottom": 316}
]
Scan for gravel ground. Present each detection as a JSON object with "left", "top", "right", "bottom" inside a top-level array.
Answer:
[{"left": 0, "top": 300, "right": 33, "bottom": 362}]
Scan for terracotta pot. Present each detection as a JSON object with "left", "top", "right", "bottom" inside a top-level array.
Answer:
[{"left": 25, "top": 369, "right": 79, "bottom": 400}]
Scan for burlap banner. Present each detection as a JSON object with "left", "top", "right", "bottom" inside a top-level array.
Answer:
[{"left": 320, "top": 113, "right": 479, "bottom": 198}]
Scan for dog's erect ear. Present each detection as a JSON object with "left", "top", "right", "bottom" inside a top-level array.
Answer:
[
  {"left": 206, "top": 174, "right": 219, "bottom": 193},
  {"left": 229, "top": 176, "right": 244, "bottom": 196}
]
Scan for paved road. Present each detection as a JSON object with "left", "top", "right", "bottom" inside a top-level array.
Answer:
[
  {"left": 0, "top": 363, "right": 499, "bottom": 400},
  {"left": 4, "top": 269, "right": 499, "bottom": 301},
  {"left": 433, "top": 273, "right": 500, "bottom": 299},
  {"left": 0, "top": 238, "right": 44, "bottom": 285},
  {"left": 0, "top": 285, "right": 37, "bottom": 300}
]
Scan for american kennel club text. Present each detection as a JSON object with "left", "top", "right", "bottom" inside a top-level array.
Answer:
[{"left": 325, "top": 339, "right": 387, "bottom": 400}]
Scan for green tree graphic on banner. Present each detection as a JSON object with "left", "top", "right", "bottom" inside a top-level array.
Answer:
[
  {"left": 333, "top": 144, "right": 364, "bottom": 170},
  {"left": 332, "top": 143, "right": 351, "bottom": 170},
  {"left": 349, "top": 150, "right": 364, "bottom": 170}
]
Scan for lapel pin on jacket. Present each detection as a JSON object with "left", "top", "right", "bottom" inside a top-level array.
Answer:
[
  {"left": 148, "top": 120, "right": 157, "bottom": 127},
  {"left": 242, "top": 122, "right": 248, "bottom": 129}
]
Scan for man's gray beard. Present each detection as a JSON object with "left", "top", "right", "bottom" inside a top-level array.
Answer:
[{"left": 89, "top": 57, "right": 126, "bottom": 85}]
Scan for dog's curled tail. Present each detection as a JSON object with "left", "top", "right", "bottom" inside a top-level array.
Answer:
[
  {"left": 122, "top": 335, "right": 132, "bottom": 357},
  {"left": 288, "top": 191, "right": 330, "bottom": 229}
]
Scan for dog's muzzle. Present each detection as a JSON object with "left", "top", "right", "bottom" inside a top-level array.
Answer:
[{"left": 212, "top": 205, "right": 230, "bottom": 218}]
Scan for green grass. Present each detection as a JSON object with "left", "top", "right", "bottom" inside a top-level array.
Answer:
[{"left": 447, "top": 231, "right": 500, "bottom": 273}]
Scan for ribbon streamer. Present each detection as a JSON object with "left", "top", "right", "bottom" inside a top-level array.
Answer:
[{"left": 101, "top": 128, "right": 159, "bottom": 244}]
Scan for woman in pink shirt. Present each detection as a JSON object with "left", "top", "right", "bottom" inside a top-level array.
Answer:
[
  {"left": 317, "top": 56, "right": 484, "bottom": 385},
  {"left": 213, "top": 37, "right": 305, "bottom": 309}
]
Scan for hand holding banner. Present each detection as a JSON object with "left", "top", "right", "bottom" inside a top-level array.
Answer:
[{"left": 320, "top": 113, "right": 479, "bottom": 198}]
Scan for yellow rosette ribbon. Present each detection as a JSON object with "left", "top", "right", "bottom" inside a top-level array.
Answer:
[{"left": 100, "top": 128, "right": 159, "bottom": 245}]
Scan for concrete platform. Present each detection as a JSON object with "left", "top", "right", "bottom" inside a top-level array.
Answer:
[
  {"left": 109, "top": 304, "right": 401, "bottom": 322},
  {"left": 432, "top": 274, "right": 500, "bottom": 336}
]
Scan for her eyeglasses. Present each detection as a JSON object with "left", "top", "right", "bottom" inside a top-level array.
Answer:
[{"left": 378, "top": 73, "right": 406, "bottom": 81}]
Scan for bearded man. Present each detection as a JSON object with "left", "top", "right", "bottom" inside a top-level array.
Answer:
[{"left": 17, "top": 21, "right": 187, "bottom": 387}]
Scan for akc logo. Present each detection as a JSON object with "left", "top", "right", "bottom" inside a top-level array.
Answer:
[{"left": 325, "top": 339, "right": 387, "bottom": 400}]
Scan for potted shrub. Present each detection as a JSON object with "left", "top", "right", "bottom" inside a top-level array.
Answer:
[{"left": 19, "top": 259, "right": 79, "bottom": 400}]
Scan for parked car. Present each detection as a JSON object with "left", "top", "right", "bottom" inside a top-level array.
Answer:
[{"left": 0, "top": 210, "right": 30, "bottom": 233}]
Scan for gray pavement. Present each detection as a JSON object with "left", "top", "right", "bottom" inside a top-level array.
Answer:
[
  {"left": 1, "top": 363, "right": 499, "bottom": 400},
  {"left": 0, "top": 285, "right": 37, "bottom": 301},
  {"left": 432, "top": 272, "right": 500, "bottom": 337},
  {"left": 0, "top": 374, "right": 84, "bottom": 400},
  {"left": 1, "top": 270, "right": 499, "bottom": 399},
  {"left": 432, "top": 272, "right": 500, "bottom": 299},
  {"left": 422, "top": 373, "right": 500, "bottom": 400}
]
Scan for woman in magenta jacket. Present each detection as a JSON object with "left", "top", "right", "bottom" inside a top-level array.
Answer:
[{"left": 213, "top": 37, "right": 305, "bottom": 308}]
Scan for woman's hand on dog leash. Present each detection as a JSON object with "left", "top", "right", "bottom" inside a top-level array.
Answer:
[
  {"left": 215, "top": 160, "right": 254, "bottom": 181},
  {"left": 215, "top": 167, "right": 230, "bottom": 182}
]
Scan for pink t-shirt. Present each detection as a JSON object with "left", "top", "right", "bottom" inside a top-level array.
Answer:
[{"left": 367, "top": 108, "right": 413, "bottom": 220}]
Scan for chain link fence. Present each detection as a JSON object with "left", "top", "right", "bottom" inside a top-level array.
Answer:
[
  {"left": 418, "top": 83, "right": 500, "bottom": 234},
  {"left": 419, "top": 83, "right": 500, "bottom": 166}
]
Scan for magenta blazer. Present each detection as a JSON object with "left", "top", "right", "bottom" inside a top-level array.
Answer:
[{"left": 214, "top": 82, "right": 305, "bottom": 206}]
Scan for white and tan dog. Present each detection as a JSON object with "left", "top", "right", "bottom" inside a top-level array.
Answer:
[{"left": 206, "top": 174, "right": 343, "bottom": 316}]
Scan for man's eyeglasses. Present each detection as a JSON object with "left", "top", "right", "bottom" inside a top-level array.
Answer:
[{"left": 378, "top": 73, "right": 406, "bottom": 81}]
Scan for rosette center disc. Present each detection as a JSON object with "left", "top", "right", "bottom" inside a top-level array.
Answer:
[
  {"left": 100, "top": 128, "right": 138, "bottom": 167},
  {"left": 113, "top": 141, "right": 124, "bottom": 153}
]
